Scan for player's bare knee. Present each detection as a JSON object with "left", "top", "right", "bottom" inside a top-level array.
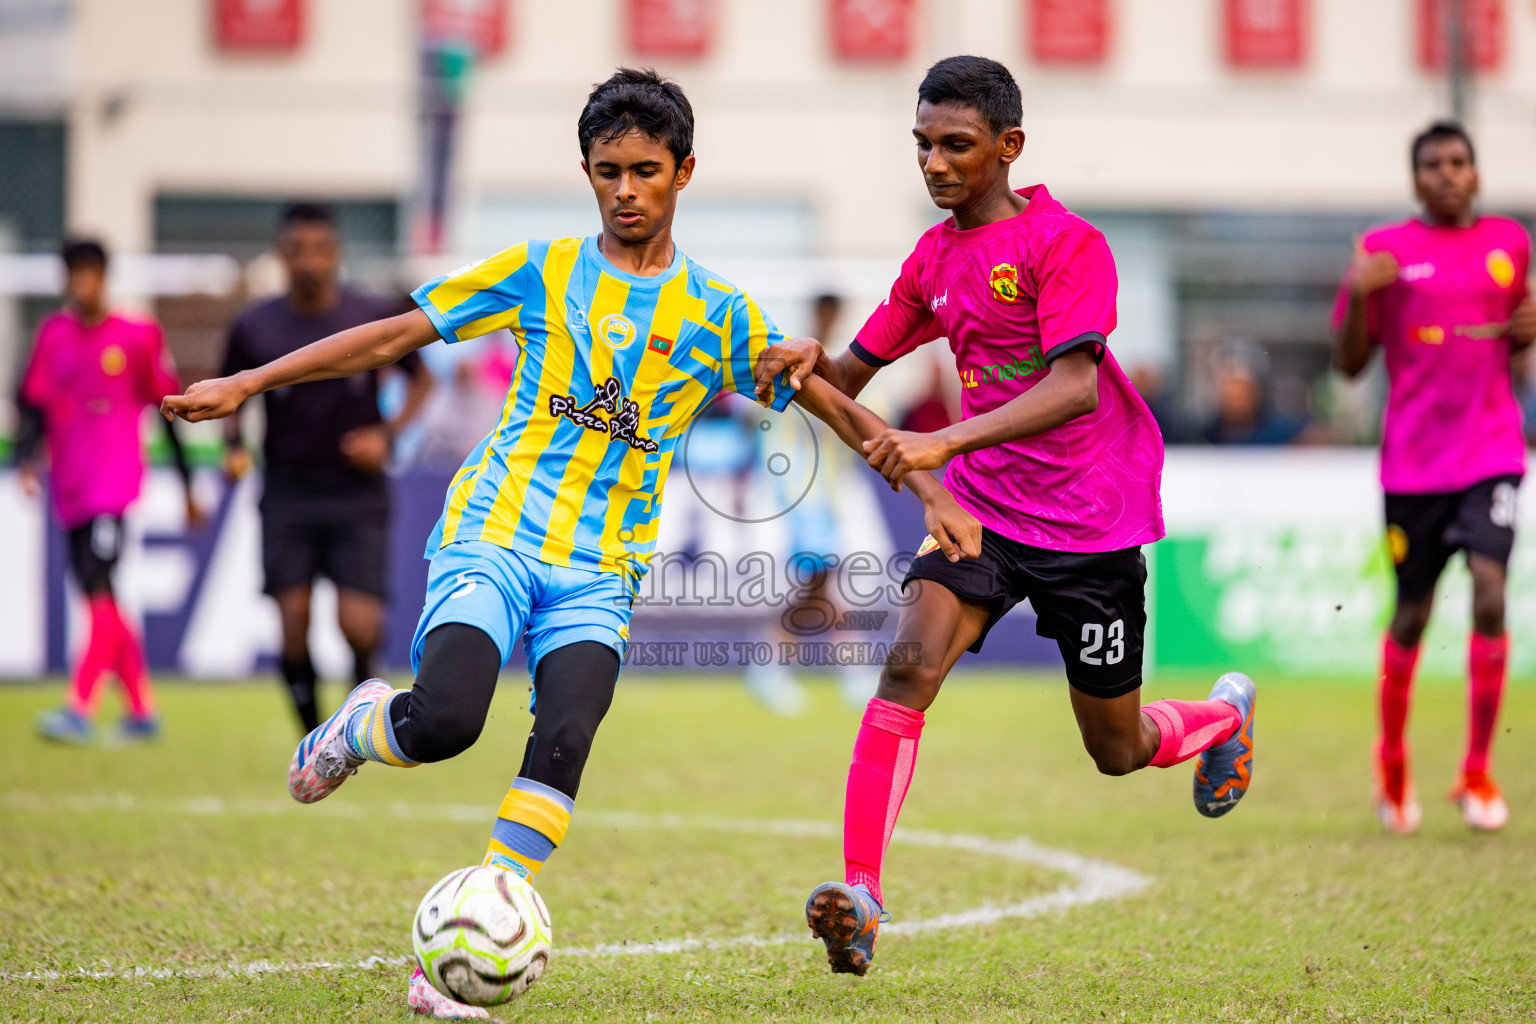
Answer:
[
  {"left": 1472, "top": 596, "right": 1505, "bottom": 638},
  {"left": 876, "top": 659, "right": 941, "bottom": 712},
  {"left": 1086, "top": 740, "right": 1141, "bottom": 777}
]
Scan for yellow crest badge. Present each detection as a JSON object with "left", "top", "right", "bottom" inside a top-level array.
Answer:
[
  {"left": 989, "top": 263, "right": 1021, "bottom": 304},
  {"left": 916, "top": 535, "right": 940, "bottom": 557},
  {"left": 1387, "top": 525, "right": 1409, "bottom": 565},
  {"left": 99, "top": 344, "right": 127, "bottom": 376},
  {"left": 1487, "top": 249, "right": 1516, "bottom": 289}
]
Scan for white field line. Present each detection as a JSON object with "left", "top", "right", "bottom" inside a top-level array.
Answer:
[{"left": 0, "top": 792, "right": 1150, "bottom": 981}]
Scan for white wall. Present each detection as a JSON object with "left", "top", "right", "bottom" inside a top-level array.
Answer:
[{"left": 61, "top": 0, "right": 1536, "bottom": 263}]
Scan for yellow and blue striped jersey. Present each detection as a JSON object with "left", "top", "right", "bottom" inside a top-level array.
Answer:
[{"left": 412, "top": 234, "right": 795, "bottom": 586}]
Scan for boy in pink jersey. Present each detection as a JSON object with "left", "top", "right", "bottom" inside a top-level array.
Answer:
[
  {"left": 757, "top": 56, "right": 1256, "bottom": 976},
  {"left": 1333, "top": 121, "right": 1536, "bottom": 834},
  {"left": 17, "top": 239, "right": 198, "bottom": 744}
]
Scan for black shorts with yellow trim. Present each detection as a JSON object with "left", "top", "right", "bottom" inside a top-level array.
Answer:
[
  {"left": 1384, "top": 474, "right": 1521, "bottom": 603},
  {"left": 904, "top": 527, "right": 1146, "bottom": 700}
]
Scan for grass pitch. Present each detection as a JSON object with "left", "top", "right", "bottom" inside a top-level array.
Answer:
[{"left": 1, "top": 670, "right": 1533, "bottom": 1022}]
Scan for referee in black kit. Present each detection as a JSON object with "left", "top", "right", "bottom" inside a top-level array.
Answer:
[{"left": 221, "top": 204, "right": 434, "bottom": 733}]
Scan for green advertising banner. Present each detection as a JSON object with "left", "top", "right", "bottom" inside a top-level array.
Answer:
[{"left": 1152, "top": 451, "right": 1536, "bottom": 680}]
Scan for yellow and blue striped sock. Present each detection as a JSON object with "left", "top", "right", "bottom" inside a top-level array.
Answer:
[
  {"left": 483, "top": 778, "right": 573, "bottom": 880},
  {"left": 345, "top": 689, "right": 419, "bottom": 768}
]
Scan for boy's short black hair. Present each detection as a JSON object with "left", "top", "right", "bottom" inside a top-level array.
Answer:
[
  {"left": 917, "top": 55, "right": 1022, "bottom": 136},
  {"left": 1411, "top": 120, "right": 1476, "bottom": 170},
  {"left": 61, "top": 237, "right": 108, "bottom": 270},
  {"left": 281, "top": 201, "right": 336, "bottom": 231},
  {"left": 578, "top": 67, "right": 694, "bottom": 169}
]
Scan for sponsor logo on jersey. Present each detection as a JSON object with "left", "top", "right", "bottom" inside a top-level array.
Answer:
[
  {"left": 1399, "top": 262, "right": 1436, "bottom": 282},
  {"left": 100, "top": 344, "right": 126, "bottom": 376},
  {"left": 1487, "top": 248, "right": 1516, "bottom": 289},
  {"left": 548, "top": 376, "right": 659, "bottom": 453},
  {"left": 989, "top": 263, "right": 1021, "bottom": 304},
  {"left": 596, "top": 313, "right": 637, "bottom": 349}
]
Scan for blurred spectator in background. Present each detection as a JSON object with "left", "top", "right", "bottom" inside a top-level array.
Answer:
[
  {"left": 220, "top": 203, "right": 434, "bottom": 734},
  {"left": 410, "top": 341, "right": 513, "bottom": 472},
  {"left": 19, "top": 239, "right": 200, "bottom": 745},
  {"left": 1199, "top": 358, "right": 1309, "bottom": 445},
  {"left": 745, "top": 291, "right": 880, "bottom": 714},
  {"left": 1127, "top": 363, "right": 1192, "bottom": 443}
]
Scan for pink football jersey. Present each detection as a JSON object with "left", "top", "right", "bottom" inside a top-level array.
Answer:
[
  {"left": 1332, "top": 216, "right": 1530, "bottom": 494},
  {"left": 21, "top": 311, "right": 181, "bottom": 528},
  {"left": 855, "top": 185, "right": 1165, "bottom": 553}
]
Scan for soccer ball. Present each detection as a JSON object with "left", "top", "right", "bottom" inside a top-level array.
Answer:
[{"left": 412, "top": 865, "right": 553, "bottom": 1006}]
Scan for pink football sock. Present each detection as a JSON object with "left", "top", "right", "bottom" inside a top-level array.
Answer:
[
  {"left": 113, "top": 603, "right": 155, "bottom": 718},
  {"left": 1379, "top": 634, "right": 1419, "bottom": 765},
  {"left": 1142, "top": 698, "right": 1241, "bottom": 769},
  {"left": 1464, "top": 632, "right": 1507, "bottom": 775},
  {"left": 843, "top": 697, "right": 924, "bottom": 906},
  {"left": 68, "top": 594, "right": 121, "bottom": 717}
]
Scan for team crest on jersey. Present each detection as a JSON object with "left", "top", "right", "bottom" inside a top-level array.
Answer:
[
  {"left": 99, "top": 344, "right": 126, "bottom": 376},
  {"left": 548, "top": 376, "right": 659, "bottom": 453},
  {"left": 989, "top": 263, "right": 1021, "bottom": 304},
  {"left": 596, "top": 313, "right": 638, "bottom": 349},
  {"left": 1487, "top": 249, "right": 1516, "bottom": 289}
]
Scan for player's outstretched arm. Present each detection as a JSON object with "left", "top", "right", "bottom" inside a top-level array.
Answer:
[
  {"left": 861, "top": 348, "right": 1099, "bottom": 490},
  {"left": 160, "top": 309, "right": 440, "bottom": 423},
  {"left": 754, "top": 337, "right": 880, "bottom": 400},
  {"left": 794, "top": 374, "right": 980, "bottom": 562}
]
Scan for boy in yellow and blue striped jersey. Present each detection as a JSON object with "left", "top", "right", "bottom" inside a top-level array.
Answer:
[{"left": 163, "top": 67, "right": 981, "bottom": 1018}]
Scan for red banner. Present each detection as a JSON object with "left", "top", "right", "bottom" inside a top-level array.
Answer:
[
  {"left": 1029, "top": 0, "right": 1109, "bottom": 64},
  {"left": 1224, "top": 0, "right": 1307, "bottom": 67},
  {"left": 1418, "top": 0, "right": 1504, "bottom": 71},
  {"left": 214, "top": 0, "right": 303, "bottom": 51},
  {"left": 629, "top": 0, "right": 714, "bottom": 57},
  {"left": 422, "top": 0, "right": 509, "bottom": 57},
  {"left": 831, "top": 0, "right": 914, "bottom": 60}
]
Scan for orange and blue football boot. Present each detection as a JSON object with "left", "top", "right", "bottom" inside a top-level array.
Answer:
[
  {"left": 805, "top": 881, "right": 888, "bottom": 976},
  {"left": 1193, "top": 671, "right": 1256, "bottom": 818}
]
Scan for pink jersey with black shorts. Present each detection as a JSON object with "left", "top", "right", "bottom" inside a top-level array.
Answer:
[
  {"left": 1331, "top": 216, "right": 1530, "bottom": 495},
  {"left": 21, "top": 311, "right": 181, "bottom": 528},
  {"left": 854, "top": 184, "right": 1165, "bottom": 553}
]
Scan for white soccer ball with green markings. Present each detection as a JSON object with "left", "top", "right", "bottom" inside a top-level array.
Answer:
[{"left": 412, "top": 865, "right": 553, "bottom": 1006}]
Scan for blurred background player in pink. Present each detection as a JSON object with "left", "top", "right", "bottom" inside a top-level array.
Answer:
[
  {"left": 17, "top": 238, "right": 200, "bottom": 744},
  {"left": 1335, "top": 121, "right": 1536, "bottom": 834}
]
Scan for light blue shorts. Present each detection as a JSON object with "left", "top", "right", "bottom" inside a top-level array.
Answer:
[{"left": 411, "top": 541, "right": 633, "bottom": 683}]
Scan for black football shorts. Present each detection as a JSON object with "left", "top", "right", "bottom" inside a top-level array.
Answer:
[
  {"left": 260, "top": 498, "right": 390, "bottom": 599},
  {"left": 66, "top": 515, "right": 123, "bottom": 595},
  {"left": 1385, "top": 474, "right": 1521, "bottom": 602},
  {"left": 903, "top": 527, "right": 1147, "bottom": 699}
]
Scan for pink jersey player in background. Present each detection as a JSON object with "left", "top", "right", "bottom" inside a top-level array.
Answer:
[
  {"left": 1334, "top": 121, "right": 1536, "bottom": 835},
  {"left": 17, "top": 238, "right": 201, "bottom": 745},
  {"left": 757, "top": 56, "right": 1257, "bottom": 978}
]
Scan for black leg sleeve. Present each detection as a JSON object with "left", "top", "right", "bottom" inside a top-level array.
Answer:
[
  {"left": 519, "top": 641, "right": 620, "bottom": 800},
  {"left": 389, "top": 622, "right": 503, "bottom": 763}
]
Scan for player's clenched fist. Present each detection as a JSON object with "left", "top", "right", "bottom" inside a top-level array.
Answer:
[
  {"left": 754, "top": 336, "right": 823, "bottom": 398},
  {"left": 1351, "top": 245, "right": 1400, "bottom": 296},
  {"left": 1508, "top": 297, "right": 1536, "bottom": 350},
  {"left": 161, "top": 375, "right": 250, "bottom": 423},
  {"left": 862, "top": 427, "right": 951, "bottom": 489}
]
